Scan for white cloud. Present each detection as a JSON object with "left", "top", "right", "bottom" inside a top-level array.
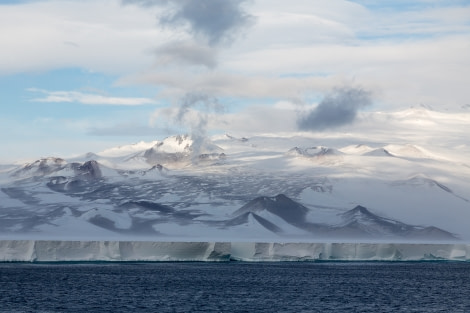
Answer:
[
  {"left": 149, "top": 102, "right": 301, "bottom": 136},
  {"left": 115, "top": 0, "right": 470, "bottom": 111},
  {"left": 121, "top": 32, "right": 470, "bottom": 109},
  {"left": 1, "top": 0, "right": 470, "bottom": 164},
  {"left": 154, "top": 40, "right": 218, "bottom": 68},
  {"left": 0, "top": 0, "right": 170, "bottom": 75},
  {"left": 28, "top": 88, "right": 156, "bottom": 106},
  {"left": 120, "top": 70, "right": 347, "bottom": 101},
  {"left": 2, "top": 0, "right": 469, "bottom": 110}
]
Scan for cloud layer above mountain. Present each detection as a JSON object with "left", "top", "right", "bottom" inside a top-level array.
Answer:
[{"left": 0, "top": 0, "right": 469, "bottom": 160}]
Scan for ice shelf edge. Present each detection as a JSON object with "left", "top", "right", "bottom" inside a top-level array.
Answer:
[{"left": 0, "top": 241, "right": 469, "bottom": 262}]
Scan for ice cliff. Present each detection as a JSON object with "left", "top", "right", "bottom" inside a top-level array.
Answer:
[
  {"left": 230, "top": 242, "right": 470, "bottom": 261},
  {"left": 0, "top": 241, "right": 230, "bottom": 262},
  {"left": 0, "top": 240, "right": 469, "bottom": 262}
]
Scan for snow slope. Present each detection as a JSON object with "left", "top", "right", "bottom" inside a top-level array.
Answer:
[{"left": 0, "top": 109, "right": 469, "bottom": 243}]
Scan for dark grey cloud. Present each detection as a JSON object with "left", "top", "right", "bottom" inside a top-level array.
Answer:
[
  {"left": 162, "top": 0, "right": 254, "bottom": 45},
  {"left": 155, "top": 41, "right": 218, "bottom": 68},
  {"left": 123, "top": 0, "right": 255, "bottom": 46},
  {"left": 297, "top": 87, "right": 372, "bottom": 131}
]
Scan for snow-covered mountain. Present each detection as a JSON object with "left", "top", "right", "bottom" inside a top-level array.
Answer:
[
  {"left": 12, "top": 157, "right": 68, "bottom": 178},
  {"left": 1, "top": 109, "right": 470, "bottom": 242},
  {"left": 229, "top": 195, "right": 456, "bottom": 240},
  {"left": 334, "top": 205, "right": 456, "bottom": 240},
  {"left": 113, "top": 134, "right": 226, "bottom": 169}
]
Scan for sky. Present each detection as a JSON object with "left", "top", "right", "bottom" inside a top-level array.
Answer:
[{"left": 1, "top": 0, "right": 469, "bottom": 162}]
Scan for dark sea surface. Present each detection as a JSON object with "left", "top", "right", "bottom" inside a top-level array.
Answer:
[{"left": 0, "top": 262, "right": 469, "bottom": 312}]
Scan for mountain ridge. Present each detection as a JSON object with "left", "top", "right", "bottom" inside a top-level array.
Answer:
[{"left": 0, "top": 132, "right": 469, "bottom": 241}]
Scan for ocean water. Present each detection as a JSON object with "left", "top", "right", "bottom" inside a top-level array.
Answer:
[{"left": 0, "top": 262, "right": 469, "bottom": 312}]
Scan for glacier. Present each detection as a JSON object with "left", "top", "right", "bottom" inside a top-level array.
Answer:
[{"left": 0, "top": 240, "right": 469, "bottom": 262}]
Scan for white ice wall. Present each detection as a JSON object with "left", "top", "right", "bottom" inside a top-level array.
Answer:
[
  {"left": 0, "top": 240, "right": 231, "bottom": 262},
  {"left": 231, "top": 242, "right": 470, "bottom": 261},
  {"left": 0, "top": 240, "right": 469, "bottom": 262}
]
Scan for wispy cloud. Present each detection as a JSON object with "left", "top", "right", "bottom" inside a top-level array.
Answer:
[
  {"left": 121, "top": 70, "right": 340, "bottom": 100},
  {"left": 28, "top": 88, "right": 156, "bottom": 106},
  {"left": 154, "top": 41, "right": 218, "bottom": 68},
  {"left": 88, "top": 123, "right": 164, "bottom": 136}
]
